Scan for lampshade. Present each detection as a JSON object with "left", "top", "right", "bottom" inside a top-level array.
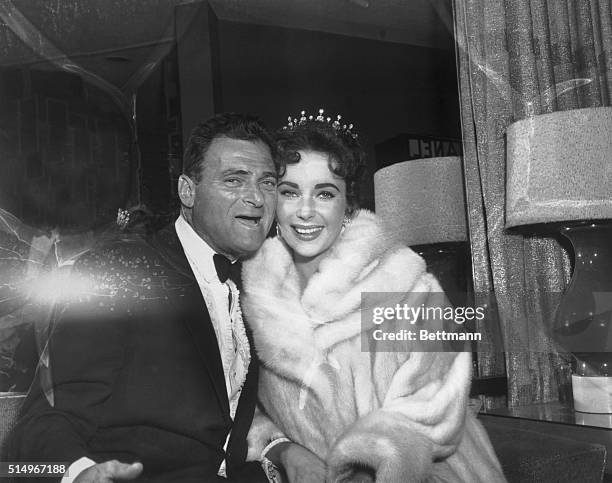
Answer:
[
  {"left": 505, "top": 106, "right": 612, "bottom": 228},
  {"left": 374, "top": 156, "right": 467, "bottom": 246}
]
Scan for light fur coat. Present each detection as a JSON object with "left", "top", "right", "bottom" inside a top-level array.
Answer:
[{"left": 242, "top": 210, "right": 505, "bottom": 483}]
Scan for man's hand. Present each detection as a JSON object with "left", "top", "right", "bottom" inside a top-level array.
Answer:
[
  {"left": 74, "top": 461, "right": 143, "bottom": 482},
  {"left": 269, "top": 442, "right": 326, "bottom": 483}
]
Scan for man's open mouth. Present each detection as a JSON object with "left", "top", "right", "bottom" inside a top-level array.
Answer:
[{"left": 236, "top": 215, "right": 262, "bottom": 226}]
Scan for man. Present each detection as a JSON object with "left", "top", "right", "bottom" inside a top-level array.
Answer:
[{"left": 8, "top": 113, "right": 278, "bottom": 482}]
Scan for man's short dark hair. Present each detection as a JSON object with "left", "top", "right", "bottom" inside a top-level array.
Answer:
[{"left": 182, "top": 113, "right": 275, "bottom": 182}]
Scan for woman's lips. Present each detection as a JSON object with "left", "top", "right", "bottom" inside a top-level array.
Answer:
[{"left": 291, "top": 225, "right": 324, "bottom": 241}]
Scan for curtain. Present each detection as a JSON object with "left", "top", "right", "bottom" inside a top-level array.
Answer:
[{"left": 453, "top": 0, "right": 612, "bottom": 407}]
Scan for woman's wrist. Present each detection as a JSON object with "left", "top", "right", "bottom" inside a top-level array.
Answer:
[
  {"left": 260, "top": 437, "right": 293, "bottom": 482},
  {"left": 265, "top": 440, "right": 293, "bottom": 467}
]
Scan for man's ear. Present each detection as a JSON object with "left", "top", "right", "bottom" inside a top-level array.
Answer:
[{"left": 178, "top": 174, "right": 196, "bottom": 208}]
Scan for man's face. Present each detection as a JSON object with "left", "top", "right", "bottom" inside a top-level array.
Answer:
[{"left": 179, "top": 137, "right": 277, "bottom": 259}]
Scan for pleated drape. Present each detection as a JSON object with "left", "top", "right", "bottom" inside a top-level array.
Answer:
[{"left": 453, "top": 0, "right": 612, "bottom": 407}]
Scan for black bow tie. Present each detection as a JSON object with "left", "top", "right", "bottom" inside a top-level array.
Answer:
[{"left": 213, "top": 254, "right": 238, "bottom": 283}]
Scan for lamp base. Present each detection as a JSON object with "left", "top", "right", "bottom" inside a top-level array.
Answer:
[
  {"left": 553, "top": 221, "right": 612, "bottom": 353},
  {"left": 572, "top": 374, "right": 612, "bottom": 413},
  {"left": 412, "top": 242, "right": 470, "bottom": 306}
]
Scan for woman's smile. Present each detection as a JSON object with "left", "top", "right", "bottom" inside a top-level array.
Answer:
[{"left": 291, "top": 224, "right": 325, "bottom": 240}]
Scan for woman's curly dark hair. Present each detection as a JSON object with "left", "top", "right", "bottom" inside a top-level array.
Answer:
[{"left": 275, "top": 120, "right": 367, "bottom": 214}]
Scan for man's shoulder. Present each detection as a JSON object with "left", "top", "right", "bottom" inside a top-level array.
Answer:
[
  {"left": 68, "top": 227, "right": 194, "bottom": 304},
  {"left": 75, "top": 225, "right": 181, "bottom": 273},
  {"left": 76, "top": 234, "right": 155, "bottom": 270}
]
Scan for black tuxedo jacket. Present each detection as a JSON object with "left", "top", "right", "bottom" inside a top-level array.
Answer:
[{"left": 7, "top": 226, "right": 267, "bottom": 483}]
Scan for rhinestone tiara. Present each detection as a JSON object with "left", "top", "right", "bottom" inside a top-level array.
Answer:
[{"left": 283, "top": 108, "right": 358, "bottom": 139}]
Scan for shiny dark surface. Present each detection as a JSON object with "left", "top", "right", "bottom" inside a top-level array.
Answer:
[{"left": 482, "top": 400, "right": 612, "bottom": 430}]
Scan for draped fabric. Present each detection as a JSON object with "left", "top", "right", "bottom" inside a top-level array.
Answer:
[{"left": 453, "top": 0, "right": 612, "bottom": 407}]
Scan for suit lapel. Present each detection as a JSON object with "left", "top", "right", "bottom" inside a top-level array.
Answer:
[
  {"left": 226, "top": 321, "right": 259, "bottom": 474},
  {"left": 148, "top": 225, "right": 230, "bottom": 421}
]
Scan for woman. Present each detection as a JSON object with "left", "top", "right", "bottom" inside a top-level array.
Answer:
[{"left": 242, "top": 110, "right": 505, "bottom": 482}]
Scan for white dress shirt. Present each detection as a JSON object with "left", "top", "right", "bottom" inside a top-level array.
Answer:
[
  {"left": 174, "top": 215, "right": 250, "bottom": 422},
  {"left": 62, "top": 216, "right": 250, "bottom": 481}
]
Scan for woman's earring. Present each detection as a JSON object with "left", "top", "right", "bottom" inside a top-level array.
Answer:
[
  {"left": 341, "top": 213, "right": 352, "bottom": 232},
  {"left": 275, "top": 223, "right": 282, "bottom": 239}
]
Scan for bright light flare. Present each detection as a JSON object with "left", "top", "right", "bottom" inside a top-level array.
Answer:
[{"left": 28, "top": 268, "right": 94, "bottom": 304}]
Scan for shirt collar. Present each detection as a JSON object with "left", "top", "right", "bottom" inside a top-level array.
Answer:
[{"left": 175, "top": 215, "right": 220, "bottom": 283}]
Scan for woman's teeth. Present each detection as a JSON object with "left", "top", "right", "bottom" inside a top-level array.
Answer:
[
  {"left": 291, "top": 225, "right": 324, "bottom": 240},
  {"left": 294, "top": 226, "right": 322, "bottom": 235}
]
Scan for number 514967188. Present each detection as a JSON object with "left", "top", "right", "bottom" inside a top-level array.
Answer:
[{"left": 1, "top": 462, "right": 68, "bottom": 477}]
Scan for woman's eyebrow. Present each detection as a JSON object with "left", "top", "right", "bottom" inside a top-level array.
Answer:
[
  {"left": 314, "top": 182, "right": 340, "bottom": 190},
  {"left": 278, "top": 181, "right": 299, "bottom": 188}
]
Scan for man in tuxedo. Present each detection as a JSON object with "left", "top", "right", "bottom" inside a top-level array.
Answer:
[{"left": 8, "top": 113, "right": 279, "bottom": 482}]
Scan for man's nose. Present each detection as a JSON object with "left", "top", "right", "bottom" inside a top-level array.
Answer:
[{"left": 243, "top": 181, "right": 264, "bottom": 207}]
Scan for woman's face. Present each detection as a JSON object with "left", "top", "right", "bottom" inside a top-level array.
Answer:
[{"left": 276, "top": 150, "right": 347, "bottom": 264}]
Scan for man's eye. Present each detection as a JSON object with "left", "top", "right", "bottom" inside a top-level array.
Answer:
[
  {"left": 318, "top": 191, "right": 336, "bottom": 199},
  {"left": 224, "top": 178, "right": 241, "bottom": 185},
  {"left": 261, "top": 179, "right": 277, "bottom": 188}
]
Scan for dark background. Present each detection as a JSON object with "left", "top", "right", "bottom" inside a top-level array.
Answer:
[{"left": 0, "top": 12, "right": 460, "bottom": 231}]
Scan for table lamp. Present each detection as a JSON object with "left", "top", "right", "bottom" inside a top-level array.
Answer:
[
  {"left": 505, "top": 106, "right": 612, "bottom": 413},
  {"left": 374, "top": 156, "right": 469, "bottom": 301},
  {"left": 375, "top": 157, "right": 510, "bottom": 395}
]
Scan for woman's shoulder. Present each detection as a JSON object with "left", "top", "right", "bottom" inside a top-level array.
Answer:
[
  {"left": 344, "top": 210, "right": 405, "bottom": 249},
  {"left": 335, "top": 209, "right": 425, "bottom": 271}
]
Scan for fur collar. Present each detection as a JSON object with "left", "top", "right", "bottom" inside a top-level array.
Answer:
[{"left": 242, "top": 210, "right": 428, "bottom": 363}]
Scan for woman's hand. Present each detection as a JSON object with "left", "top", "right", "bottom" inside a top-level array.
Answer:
[{"left": 268, "top": 441, "right": 327, "bottom": 483}]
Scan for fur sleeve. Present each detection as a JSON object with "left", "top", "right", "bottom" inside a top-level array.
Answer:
[
  {"left": 326, "top": 354, "right": 471, "bottom": 482},
  {"left": 326, "top": 280, "right": 472, "bottom": 483}
]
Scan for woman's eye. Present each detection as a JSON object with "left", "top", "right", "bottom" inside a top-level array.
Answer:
[
  {"left": 317, "top": 191, "right": 336, "bottom": 199},
  {"left": 280, "top": 189, "right": 298, "bottom": 198}
]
